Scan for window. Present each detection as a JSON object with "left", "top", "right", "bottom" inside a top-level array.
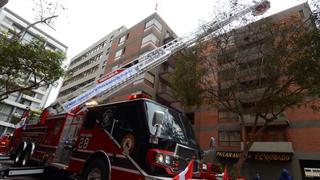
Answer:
[
  {"left": 23, "top": 90, "right": 36, "bottom": 97},
  {"left": 19, "top": 99, "right": 32, "bottom": 106},
  {"left": 15, "top": 108, "right": 24, "bottom": 116},
  {"left": 31, "top": 102, "right": 40, "bottom": 109},
  {"left": 7, "top": 95, "right": 18, "bottom": 101},
  {"left": 36, "top": 93, "right": 44, "bottom": 100},
  {"left": 165, "top": 31, "right": 171, "bottom": 38},
  {"left": 299, "top": 10, "right": 305, "bottom": 18},
  {"left": 46, "top": 43, "right": 56, "bottom": 51},
  {"left": 115, "top": 48, "right": 125, "bottom": 60},
  {"left": 218, "top": 110, "right": 238, "bottom": 122},
  {"left": 38, "top": 85, "right": 48, "bottom": 92},
  {"left": 144, "top": 72, "right": 155, "bottom": 88},
  {"left": 103, "top": 60, "right": 107, "bottom": 66},
  {"left": 21, "top": 32, "right": 34, "bottom": 43},
  {"left": 145, "top": 18, "right": 162, "bottom": 31},
  {"left": 12, "top": 23, "right": 22, "bottom": 33},
  {"left": 0, "top": 104, "right": 13, "bottom": 116},
  {"left": 219, "top": 131, "right": 241, "bottom": 146},
  {"left": 146, "top": 102, "right": 189, "bottom": 145},
  {"left": 248, "top": 129, "right": 286, "bottom": 142},
  {"left": 118, "top": 35, "right": 126, "bottom": 46},
  {"left": 141, "top": 33, "right": 159, "bottom": 48}
]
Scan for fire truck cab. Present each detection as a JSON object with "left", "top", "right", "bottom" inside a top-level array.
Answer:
[{"left": 18, "top": 98, "right": 219, "bottom": 179}]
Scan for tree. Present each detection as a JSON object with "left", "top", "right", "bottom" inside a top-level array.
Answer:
[
  {"left": 169, "top": 2, "right": 320, "bottom": 177},
  {"left": 0, "top": 0, "right": 67, "bottom": 101},
  {"left": 0, "top": 34, "right": 66, "bottom": 101},
  {"left": 169, "top": 48, "right": 207, "bottom": 107}
]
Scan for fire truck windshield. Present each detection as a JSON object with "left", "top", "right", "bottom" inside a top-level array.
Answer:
[{"left": 145, "top": 102, "right": 197, "bottom": 146}]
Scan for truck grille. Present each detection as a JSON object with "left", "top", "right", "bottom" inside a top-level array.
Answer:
[{"left": 174, "top": 144, "right": 199, "bottom": 172}]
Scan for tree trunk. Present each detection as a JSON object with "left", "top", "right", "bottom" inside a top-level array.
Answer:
[
  {"left": 234, "top": 140, "right": 255, "bottom": 177},
  {"left": 233, "top": 120, "right": 271, "bottom": 177}
]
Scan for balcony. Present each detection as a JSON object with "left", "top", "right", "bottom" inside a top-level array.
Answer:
[
  {"left": 157, "top": 83, "right": 176, "bottom": 103},
  {"left": 241, "top": 141, "right": 294, "bottom": 153},
  {"left": 242, "top": 113, "right": 289, "bottom": 126},
  {"left": 236, "top": 88, "right": 266, "bottom": 102},
  {"left": 159, "top": 63, "right": 174, "bottom": 82}
]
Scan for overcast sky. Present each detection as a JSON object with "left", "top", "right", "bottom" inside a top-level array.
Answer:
[{"left": 6, "top": 0, "right": 307, "bottom": 106}]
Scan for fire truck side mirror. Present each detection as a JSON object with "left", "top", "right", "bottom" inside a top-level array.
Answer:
[{"left": 152, "top": 111, "right": 164, "bottom": 127}]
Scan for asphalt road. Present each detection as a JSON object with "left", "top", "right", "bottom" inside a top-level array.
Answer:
[{"left": 0, "top": 161, "right": 73, "bottom": 180}]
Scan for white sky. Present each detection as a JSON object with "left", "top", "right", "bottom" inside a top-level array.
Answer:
[{"left": 6, "top": 0, "right": 307, "bottom": 106}]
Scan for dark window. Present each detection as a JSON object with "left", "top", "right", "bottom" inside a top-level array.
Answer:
[
  {"left": 218, "top": 131, "right": 241, "bottom": 146},
  {"left": 299, "top": 10, "right": 305, "bottom": 18}
]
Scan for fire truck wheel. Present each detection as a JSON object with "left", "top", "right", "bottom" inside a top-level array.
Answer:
[{"left": 82, "top": 159, "right": 110, "bottom": 180}]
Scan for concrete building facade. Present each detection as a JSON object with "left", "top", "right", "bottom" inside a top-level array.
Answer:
[
  {"left": 57, "top": 26, "right": 127, "bottom": 102},
  {"left": 0, "top": 8, "right": 67, "bottom": 134},
  {"left": 58, "top": 13, "right": 177, "bottom": 107}
]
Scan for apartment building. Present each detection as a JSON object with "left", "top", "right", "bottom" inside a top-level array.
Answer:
[
  {"left": 189, "top": 3, "right": 320, "bottom": 179},
  {"left": 57, "top": 26, "right": 127, "bottom": 102},
  {"left": 103, "top": 13, "right": 177, "bottom": 104},
  {"left": 58, "top": 13, "right": 177, "bottom": 106},
  {"left": 0, "top": 8, "right": 67, "bottom": 134}
]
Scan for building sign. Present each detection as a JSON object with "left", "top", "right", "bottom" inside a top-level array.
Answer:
[{"left": 216, "top": 151, "right": 292, "bottom": 161}]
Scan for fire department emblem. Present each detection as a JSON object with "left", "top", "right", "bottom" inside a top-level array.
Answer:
[{"left": 121, "top": 134, "right": 135, "bottom": 154}]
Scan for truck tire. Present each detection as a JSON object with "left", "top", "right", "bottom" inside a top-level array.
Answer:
[{"left": 82, "top": 158, "right": 110, "bottom": 180}]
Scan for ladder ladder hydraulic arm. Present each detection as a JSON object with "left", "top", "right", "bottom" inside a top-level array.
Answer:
[{"left": 60, "top": 0, "right": 270, "bottom": 112}]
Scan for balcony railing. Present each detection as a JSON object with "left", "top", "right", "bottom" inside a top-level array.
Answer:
[
  {"left": 219, "top": 141, "right": 241, "bottom": 147},
  {"left": 242, "top": 112, "right": 288, "bottom": 125},
  {"left": 157, "top": 84, "right": 176, "bottom": 103},
  {"left": 159, "top": 65, "right": 174, "bottom": 82}
]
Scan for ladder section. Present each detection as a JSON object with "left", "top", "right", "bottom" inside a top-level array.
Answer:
[{"left": 61, "top": 0, "right": 270, "bottom": 112}]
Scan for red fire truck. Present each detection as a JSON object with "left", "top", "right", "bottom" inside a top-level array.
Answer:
[
  {"left": 7, "top": 97, "right": 220, "bottom": 179},
  {"left": 0, "top": 1, "right": 270, "bottom": 178}
]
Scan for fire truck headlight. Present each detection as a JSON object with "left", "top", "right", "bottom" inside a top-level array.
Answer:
[
  {"left": 165, "top": 155, "right": 171, "bottom": 165},
  {"left": 156, "top": 153, "right": 164, "bottom": 164}
]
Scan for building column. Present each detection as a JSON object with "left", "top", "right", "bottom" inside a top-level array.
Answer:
[{"left": 291, "top": 157, "right": 302, "bottom": 179}]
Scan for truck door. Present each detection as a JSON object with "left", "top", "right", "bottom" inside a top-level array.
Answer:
[
  {"left": 104, "top": 103, "right": 146, "bottom": 159},
  {"left": 52, "top": 114, "right": 83, "bottom": 165}
]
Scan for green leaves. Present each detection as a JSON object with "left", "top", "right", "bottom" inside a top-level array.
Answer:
[
  {"left": 169, "top": 49, "right": 206, "bottom": 107},
  {"left": 168, "top": 13, "right": 320, "bottom": 114},
  {"left": 0, "top": 33, "right": 66, "bottom": 101}
]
